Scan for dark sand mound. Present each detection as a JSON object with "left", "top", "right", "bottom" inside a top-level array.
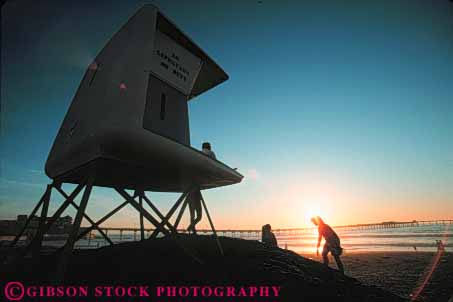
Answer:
[{"left": 2, "top": 235, "right": 406, "bottom": 301}]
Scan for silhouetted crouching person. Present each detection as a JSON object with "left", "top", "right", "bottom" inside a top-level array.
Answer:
[
  {"left": 262, "top": 224, "right": 278, "bottom": 247},
  {"left": 311, "top": 216, "right": 344, "bottom": 274},
  {"left": 202, "top": 142, "right": 216, "bottom": 159},
  {"left": 187, "top": 189, "right": 202, "bottom": 235}
]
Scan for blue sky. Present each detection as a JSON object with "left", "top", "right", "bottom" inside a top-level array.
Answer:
[{"left": 1, "top": 0, "right": 452, "bottom": 228}]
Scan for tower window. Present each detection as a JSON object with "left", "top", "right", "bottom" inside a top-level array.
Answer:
[{"left": 160, "top": 93, "right": 166, "bottom": 120}]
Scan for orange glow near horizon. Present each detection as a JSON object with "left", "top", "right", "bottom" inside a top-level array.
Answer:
[
  {"left": 81, "top": 193, "right": 453, "bottom": 230},
  {"left": 77, "top": 174, "right": 453, "bottom": 230},
  {"left": 84, "top": 197, "right": 452, "bottom": 231}
]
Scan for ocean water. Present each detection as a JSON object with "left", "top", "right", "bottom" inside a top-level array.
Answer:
[
  {"left": 2, "top": 224, "right": 452, "bottom": 254},
  {"left": 277, "top": 224, "right": 453, "bottom": 254}
]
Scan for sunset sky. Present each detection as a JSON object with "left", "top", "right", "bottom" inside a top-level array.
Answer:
[{"left": 1, "top": 0, "right": 453, "bottom": 229}]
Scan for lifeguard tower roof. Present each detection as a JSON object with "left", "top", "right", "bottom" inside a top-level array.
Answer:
[
  {"left": 155, "top": 8, "right": 229, "bottom": 99},
  {"left": 45, "top": 5, "right": 243, "bottom": 192}
]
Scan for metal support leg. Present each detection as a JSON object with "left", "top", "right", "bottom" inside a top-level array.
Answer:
[
  {"left": 31, "top": 184, "right": 52, "bottom": 257},
  {"left": 75, "top": 200, "right": 128, "bottom": 242},
  {"left": 55, "top": 186, "right": 113, "bottom": 245},
  {"left": 115, "top": 188, "right": 171, "bottom": 236},
  {"left": 71, "top": 202, "right": 113, "bottom": 245},
  {"left": 56, "top": 180, "right": 93, "bottom": 280},
  {"left": 174, "top": 198, "right": 188, "bottom": 230},
  {"left": 200, "top": 194, "right": 224, "bottom": 256},
  {"left": 129, "top": 188, "right": 203, "bottom": 264},
  {"left": 139, "top": 195, "right": 144, "bottom": 241},
  {"left": 10, "top": 186, "right": 48, "bottom": 247},
  {"left": 7, "top": 184, "right": 84, "bottom": 266},
  {"left": 149, "top": 189, "right": 192, "bottom": 239},
  {"left": 33, "top": 183, "right": 85, "bottom": 241},
  {"left": 142, "top": 194, "right": 177, "bottom": 233}
]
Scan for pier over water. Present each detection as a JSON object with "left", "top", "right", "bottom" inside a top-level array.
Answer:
[{"left": 99, "top": 219, "right": 453, "bottom": 238}]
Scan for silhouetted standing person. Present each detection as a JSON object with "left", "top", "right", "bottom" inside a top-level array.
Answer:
[
  {"left": 187, "top": 189, "right": 202, "bottom": 235},
  {"left": 436, "top": 240, "right": 445, "bottom": 252},
  {"left": 186, "top": 143, "right": 216, "bottom": 235},
  {"left": 311, "top": 216, "right": 344, "bottom": 274},
  {"left": 261, "top": 224, "right": 278, "bottom": 247}
]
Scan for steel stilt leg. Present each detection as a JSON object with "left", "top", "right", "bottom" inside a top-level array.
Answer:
[
  {"left": 200, "top": 194, "right": 224, "bottom": 256},
  {"left": 56, "top": 180, "right": 93, "bottom": 280}
]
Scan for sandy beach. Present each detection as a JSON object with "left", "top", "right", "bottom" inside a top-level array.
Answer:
[
  {"left": 302, "top": 251, "right": 453, "bottom": 301},
  {"left": 3, "top": 236, "right": 453, "bottom": 301},
  {"left": 1, "top": 235, "right": 406, "bottom": 302}
]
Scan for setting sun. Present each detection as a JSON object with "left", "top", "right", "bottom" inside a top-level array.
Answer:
[{"left": 302, "top": 203, "right": 326, "bottom": 230}]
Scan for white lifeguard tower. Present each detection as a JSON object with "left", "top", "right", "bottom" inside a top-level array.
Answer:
[{"left": 11, "top": 5, "right": 243, "bottom": 274}]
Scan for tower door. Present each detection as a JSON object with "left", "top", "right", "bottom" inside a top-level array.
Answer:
[{"left": 143, "top": 74, "right": 190, "bottom": 145}]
